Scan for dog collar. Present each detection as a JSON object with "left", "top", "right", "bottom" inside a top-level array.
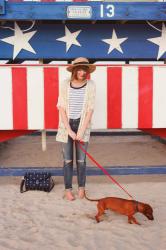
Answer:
[{"left": 133, "top": 200, "right": 139, "bottom": 212}]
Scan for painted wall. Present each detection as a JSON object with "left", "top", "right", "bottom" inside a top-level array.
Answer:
[{"left": 0, "top": 64, "right": 166, "bottom": 130}]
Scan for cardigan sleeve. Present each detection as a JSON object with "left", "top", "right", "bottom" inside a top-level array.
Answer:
[
  {"left": 56, "top": 82, "right": 66, "bottom": 109},
  {"left": 87, "top": 81, "right": 96, "bottom": 112}
]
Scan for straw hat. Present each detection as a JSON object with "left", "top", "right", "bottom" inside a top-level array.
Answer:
[{"left": 67, "top": 57, "right": 96, "bottom": 73}]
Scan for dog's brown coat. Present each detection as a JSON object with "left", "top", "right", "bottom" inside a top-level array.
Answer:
[{"left": 85, "top": 194, "right": 154, "bottom": 224}]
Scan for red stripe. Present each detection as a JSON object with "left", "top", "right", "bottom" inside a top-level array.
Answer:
[
  {"left": 107, "top": 67, "right": 122, "bottom": 128},
  {"left": 44, "top": 67, "right": 59, "bottom": 129},
  {"left": 138, "top": 67, "right": 153, "bottom": 128},
  {"left": 12, "top": 67, "right": 28, "bottom": 129}
]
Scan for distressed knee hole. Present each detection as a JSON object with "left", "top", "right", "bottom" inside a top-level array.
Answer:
[{"left": 64, "top": 160, "right": 72, "bottom": 163}]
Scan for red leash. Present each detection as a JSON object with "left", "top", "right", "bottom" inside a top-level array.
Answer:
[{"left": 77, "top": 140, "right": 133, "bottom": 200}]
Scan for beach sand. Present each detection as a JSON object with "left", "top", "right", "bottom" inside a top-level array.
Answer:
[
  {"left": 0, "top": 134, "right": 165, "bottom": 249},
  {"left": 0, "top": 175, "right": 166, "bottom": 250}
]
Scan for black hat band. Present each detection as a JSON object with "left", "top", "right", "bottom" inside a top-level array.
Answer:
[{"left": 73, "top": 62, "right": 90, "bottom": 66}]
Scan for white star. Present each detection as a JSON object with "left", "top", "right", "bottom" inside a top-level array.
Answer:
[
  {"left": 1, "top": 22, "right": 37, "bottom": 59},
  {"left": 56, "top": 26, "right": 82, "bottom": 52},
  {"left": 147, "top": 23, "right": 166, "bottom": 60},
  {"left": 102, "top": 29, "right": 128, "bottom": 54}
]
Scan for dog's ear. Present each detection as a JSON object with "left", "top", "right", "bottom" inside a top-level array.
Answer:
[
  {"left": 145, "top": 204, "right": 153, "bottom": 213},
  {"left": 143, "top": 204, "right": 154, "bottom": 220}
]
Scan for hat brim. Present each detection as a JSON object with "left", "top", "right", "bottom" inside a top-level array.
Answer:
[{"left": 67, "top": 64, "right": 96, "bottom": 73}]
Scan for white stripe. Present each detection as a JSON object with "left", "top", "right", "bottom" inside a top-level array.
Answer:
[
  {"left": 0, "top": 67, "right": 13, "bottom": 129},
  {"left": 0, "top": 60, "right": 9, "bottom": 64},
  {"left": 153, "top": 66, "right": 166, "bottom": 128},
  {"left": 122, "top": 67, "right": 138, "bottom": 128},
  {"left": 91, "top": 67, "right": 107, "bottom": 129},
  {"left": 94, "top": 61, "right": 126, "bottom": 65},
  {"left": 27, "top": 67, "right": 44, "bottom": 129},
  {"left": 49, "top": 61, "right": 68, "bottom": 64},
  {"left": 58, "top": 66, "right": 71, "bottom": 85},
  {"left": 21, "top": 60, "right": 39, "bottom": 64},
  {"left": 129, "top": 61, "right": 164, "bottom": 65}
]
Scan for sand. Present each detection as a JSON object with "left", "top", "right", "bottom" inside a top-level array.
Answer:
[
  {"left": 0, "top": 134, "right": 165, "bottom": 249},
  {"left": 0, "top": 175, "right": 166, "bottom": 250}
]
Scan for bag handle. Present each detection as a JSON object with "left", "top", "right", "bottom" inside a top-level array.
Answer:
[
  {"left": 48, "top": 178, "right": 55, "bottom": 192},
  {"left": 20, "top": 179, "right": 26, "bottom": 193}
]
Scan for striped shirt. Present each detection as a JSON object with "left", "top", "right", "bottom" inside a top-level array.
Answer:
[{"left": 69, "top": 81, "right": 87, "bottom": 119}]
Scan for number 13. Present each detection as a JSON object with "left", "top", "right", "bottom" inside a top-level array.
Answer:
[{"left": 100, "top": 4, "right": 115, "bottom": 18}]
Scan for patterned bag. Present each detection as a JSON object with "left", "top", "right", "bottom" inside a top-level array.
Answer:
[{"left": 20, "top": 172, "right": 54, "bottom": 193}]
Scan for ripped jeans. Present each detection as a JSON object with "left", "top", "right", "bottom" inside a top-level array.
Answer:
[{"left": 62, "top": 118, "right": 88, "bottom": 190}]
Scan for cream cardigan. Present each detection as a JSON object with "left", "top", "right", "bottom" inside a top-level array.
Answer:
[{"left": 56, "top": 79, "right": 96, "bottom": 143}]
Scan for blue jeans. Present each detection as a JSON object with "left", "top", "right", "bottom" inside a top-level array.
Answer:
[{"left": 62, "top": 118, "right": 88, "bottom": 189}]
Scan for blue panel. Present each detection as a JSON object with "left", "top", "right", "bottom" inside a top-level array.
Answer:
[
  {"left": 0, "top": 166, "right": 166, "bottom": 176},
  {"left": 1, "top": 2, "right": 166, "bottom": 21},
  {"left": 0, "top": 23, "right": 165, "bottom": 60},
  {"left": 0, "top": 0, "right": 5, "bottom": 14}
]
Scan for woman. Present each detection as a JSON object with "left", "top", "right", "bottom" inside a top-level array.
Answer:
[{"left": 56, "top": 57, "right": 96, "bottom": 201}]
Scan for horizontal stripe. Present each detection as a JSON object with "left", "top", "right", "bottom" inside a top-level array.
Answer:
[
  {"left": 1, "top": 166, "right": 166, "bottom": 176},
  {"left": 70, "top": 91, "right": 86, "bottom": 93},
  {"left": 70, "top": 105, "right": 81, "bottom": 110},
  {"left": 69, "top": 89, "right": 85, "bottom": 91},
  {"left": 69, "top": 93, "right": 86, "bottom": 96},
  {"left": 69, "top": 94, "right": 85, "bottom": 97},
  {"left": 69, "top": 103, "right": 84, "bottom": 106},
  {"left": 69, "top": 96, "right": 85, "bottom": 100}
]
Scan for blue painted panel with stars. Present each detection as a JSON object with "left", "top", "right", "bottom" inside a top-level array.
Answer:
[{"left": 0, "top": 23, "right": 166, "bottom": 60}]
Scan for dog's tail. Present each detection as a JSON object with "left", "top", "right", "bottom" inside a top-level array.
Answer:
[{"left": 84, "top": 192, "right": 100, "bottom": 202}]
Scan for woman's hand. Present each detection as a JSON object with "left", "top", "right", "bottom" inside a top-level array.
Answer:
[
  {"left": 76, "top": 129, "right": 84, "bottom": 141},
  {"left": 68, "top": 129, "right": 77, "bottom": 140}
]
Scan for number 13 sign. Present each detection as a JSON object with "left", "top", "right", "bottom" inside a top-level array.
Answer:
[{"left": 100, "top": 4, "right": 115, "bottom": 18}]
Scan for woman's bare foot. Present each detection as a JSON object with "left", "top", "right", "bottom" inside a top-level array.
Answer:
[
  {"left": 78, "top": 187, "right": 85, "bottom": 199},
  {"left": 65, "top": 190, "right": 75, "bottom": 201}
]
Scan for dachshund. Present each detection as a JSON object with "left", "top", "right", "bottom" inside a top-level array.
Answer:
[{"left": 85, "top": 193, "right": 154, "bottom": 225}]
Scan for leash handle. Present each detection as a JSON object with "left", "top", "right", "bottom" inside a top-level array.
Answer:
[{"left": 77, "top": 140, "right": 133, "bottom": 200}]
